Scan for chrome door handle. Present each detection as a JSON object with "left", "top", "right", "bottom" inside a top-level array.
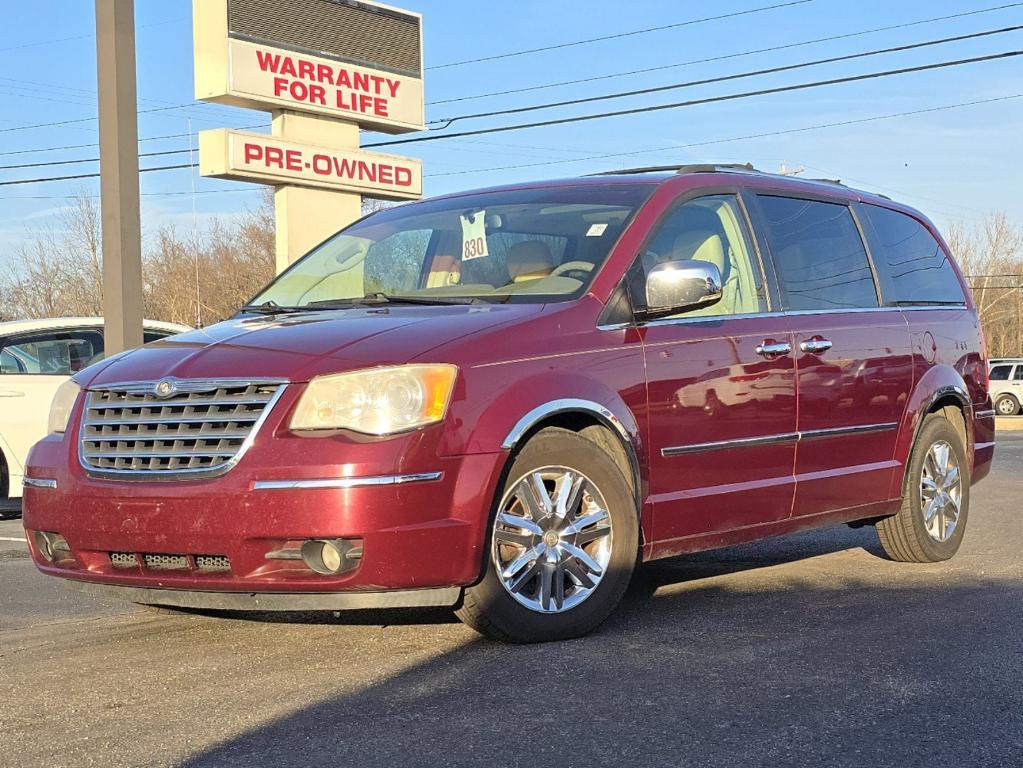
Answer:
[
  {"left": 755, "top": 341, "right": 792, "bottom": 358},
  {"left": 799, "top": 337, "right": 833, "bottom": 354}
]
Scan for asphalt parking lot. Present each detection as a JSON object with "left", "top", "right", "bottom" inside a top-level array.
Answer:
[{"left": 2, "top": 435, "right": 1021, "bottom": 768}]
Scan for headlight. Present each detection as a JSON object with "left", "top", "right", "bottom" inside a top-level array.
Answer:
[
  {"left": 290, "top": 364, "right": 458, "bottom": 435},
  {"left": 47, "top": 379, "right": 81, "bottom": 434}
]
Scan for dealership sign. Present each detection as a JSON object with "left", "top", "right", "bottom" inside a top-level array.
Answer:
[
  {"left": 200, "top": 130, "right": 423, "bottom": 200},
  {"left": 194, "top": 0, "right": 425, "bottom": 134},
  {"left": 193, "top": 0, "right": 426, "bottom": 266}
]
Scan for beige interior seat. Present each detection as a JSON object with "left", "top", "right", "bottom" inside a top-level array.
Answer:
[{"left": 506, "top": 241, "right": 556, "bottom": 282}]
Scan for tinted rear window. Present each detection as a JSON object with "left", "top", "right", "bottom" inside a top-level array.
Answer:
[
  {"left": 757, "top": 196, "right": 878, "bottom": 311},
  {"left": 860, "top": 204, "right": 965, "bottom": 305}
]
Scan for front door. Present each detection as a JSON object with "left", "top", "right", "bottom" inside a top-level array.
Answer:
[
  {"left": 635, "top": 194, "right": 799, "bottom": 545},
  {"left": 751, "top": 194, "right": 913, "bottom": 517}
]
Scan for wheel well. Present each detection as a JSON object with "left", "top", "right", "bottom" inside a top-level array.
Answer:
[
  {"left": 509, "top": 412, "right": 640, "bottom": 502},
  {"left": 928, "top": 397, "right": 968, "bottom": 446},
  {"left": 0, "top": 448, "right": 7, "bottom": 499}
]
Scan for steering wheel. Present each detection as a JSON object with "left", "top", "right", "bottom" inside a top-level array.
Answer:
[{"left": 549, "top": 261, "right": 595, "bottom": 281}]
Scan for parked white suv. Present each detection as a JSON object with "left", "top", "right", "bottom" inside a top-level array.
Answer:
[
  {"left": 0, "top": 317, "right": 189, "bottom": 514},
  {"left": 989, "top": 359, "right": 1023, "bottom": 416}
]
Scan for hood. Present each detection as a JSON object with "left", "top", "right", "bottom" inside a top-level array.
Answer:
[{"left": 81, "top": 304, "right": 544, "bottom": 387}]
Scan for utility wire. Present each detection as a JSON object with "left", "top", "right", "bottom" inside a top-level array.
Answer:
[
  {"left": 429, "top": 25, "right": 1023, "bottom": 127},
  {"left": 425, "top": 93, "right": 1023, "bottom": 178},
  {"left": 427, "top": 0, "right": 813, "bottom": 69},
  {"left": 365, "top": 49, "right": 1023, "bottom": 149},
  {"left": 12, "top": 27, "right": 1016, "bottom": 173},
  {"left": 428, "top": 2, "right": 1023, "bottom": 105},
  {"left": 2, "top": 92, "right": 1019, "bottom": 190},
  {"left": 0, "top": 125, "right": 265, "bottom": 158}
]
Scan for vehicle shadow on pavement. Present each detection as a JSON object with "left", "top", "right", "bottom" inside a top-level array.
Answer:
[{"left": 174, "top": 525, "right": 1023, "bottom": 768}]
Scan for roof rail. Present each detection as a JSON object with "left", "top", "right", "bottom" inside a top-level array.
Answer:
[{"left": 588, "top": 162, "right": 760, "bottom": 177}]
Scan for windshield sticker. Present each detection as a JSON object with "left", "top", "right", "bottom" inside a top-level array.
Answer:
[
  {"left": 586, "top": 223, "right": 609, "bottom": 237},
  {"left": 460, "top": 210, "right": 489, "bottom": 261}
]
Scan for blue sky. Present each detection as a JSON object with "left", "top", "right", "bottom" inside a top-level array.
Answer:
[{"left": 0, "top": 0, "right": 1021, "bottom": 264}]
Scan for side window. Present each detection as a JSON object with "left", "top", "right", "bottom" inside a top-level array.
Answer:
[
  {"left": 636, "top": 194, "right": 766, "bottom": 318},
  {"left": 757, "top": 196, "right": 878, "bottom": 311},
  {"left": 1014, "top": 366, "right": 1023, "bottom": 381},
  {"left": 990, "top": 365, "right": 1012, "bottom": 381},
  {"left": 0, "top": 330, "right": 104, "bottom": 375},
  {"left": 860, "top": 204, "right": 965, "bottom": 305}
]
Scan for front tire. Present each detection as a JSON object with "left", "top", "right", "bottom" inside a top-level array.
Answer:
[
  {"left": 876, "top": 413, "right": 969, "bottom": 562},
  {"left": 456, "top": 427, "right": 638, "bottom": 643}
]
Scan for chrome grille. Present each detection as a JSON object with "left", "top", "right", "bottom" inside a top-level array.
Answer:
[{"left": 80, "top": 379, "right": 285, "bottom": 478}]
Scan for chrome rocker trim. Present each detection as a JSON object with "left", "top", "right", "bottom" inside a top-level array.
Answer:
[
  {"left": 69, "top": 581, "right": 461, "bottom": 611},
  {"left": 252, "top": 472, "right": 443, "bottom": 491}
]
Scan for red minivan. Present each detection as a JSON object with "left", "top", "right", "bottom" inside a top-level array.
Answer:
[{"left": 24, "top": 165, "right": 995, "bottom": 642}]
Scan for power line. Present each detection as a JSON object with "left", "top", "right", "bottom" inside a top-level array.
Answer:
[
  {"left": 425, "top": 93, "right": 1023, "bottom": 178},
  {"left": 24, "top": 24, "right": 1009, "bottom": 174},
  {"left": 0, "top": 104, "right": 200, "bottom": 135},
  {"left": 428, "top": 2, "right": 1023, "bottom": 105},
  {"left": 365, "top": 49, "right": 1023, "bottom": 149},
  {"left": 2, "top": 91, "right": 1019, "bottom": 190},
  {"left": 0, "top": 125, "right": 265, "bottom": 159},
  {"left": 0, "top": 163, "right": 196, "bottom": 188},
  {"left": 429, "top": 25, "right": 1023, "bottom": 127},
  {"left": 427, "top": 0, "right": 813, "bottom": 70}
]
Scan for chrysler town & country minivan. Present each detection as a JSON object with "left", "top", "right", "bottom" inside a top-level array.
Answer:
[{"left": 24, "top": 164, "right": 995, "bottom": 642}]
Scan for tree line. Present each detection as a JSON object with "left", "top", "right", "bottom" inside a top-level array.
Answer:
[{"left": 1, "top": 194, "right": 1022, "bottom": 357}]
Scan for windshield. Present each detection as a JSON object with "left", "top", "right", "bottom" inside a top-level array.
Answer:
[{"left": 248, "top": 184, "right": 653, "bottom": 308}]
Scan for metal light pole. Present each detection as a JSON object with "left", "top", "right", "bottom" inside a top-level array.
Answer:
[{"left": 95, "top": 0, "right": 144, "bottom": 354}]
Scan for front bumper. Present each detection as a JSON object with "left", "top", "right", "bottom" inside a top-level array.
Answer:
[
  {"left": 23, "top": 425, "right": 506, "bottom": 599},
  {"left": 70, "top": 581, "right": 461, "bottom": 610}
]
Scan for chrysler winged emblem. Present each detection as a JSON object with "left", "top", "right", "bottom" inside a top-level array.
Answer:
[{"left": 154, "top": 379, "right": 177, "bottom": 398}]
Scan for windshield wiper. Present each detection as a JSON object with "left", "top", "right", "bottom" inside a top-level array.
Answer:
[
  {"left": 240, "top": 300, "right": 306, "bottom": 315},
  {"left": 308, "top": 292, "right": 485, "bottom": 307}
]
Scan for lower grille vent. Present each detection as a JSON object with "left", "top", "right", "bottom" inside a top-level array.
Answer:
[{"left": 108, "top": 552, "right": 232, "bottom": 573}]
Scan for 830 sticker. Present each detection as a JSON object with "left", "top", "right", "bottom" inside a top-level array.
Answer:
[{"left": 460, "top": 210, "right": 489, "bottom": 261}]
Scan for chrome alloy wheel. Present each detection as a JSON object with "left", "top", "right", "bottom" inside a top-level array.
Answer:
[
  {"left": 492, "top": 466, "right": 613, "bottom": 614},
  {"left": 920, "top": 440, "right": 962, "bottom": 543}
]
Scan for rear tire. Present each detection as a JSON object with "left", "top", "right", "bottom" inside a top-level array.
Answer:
[
  {"left": 456, "top": 427, "right": 638, "bottom": 643},
  {"left": 876, "top": 413, "right": 969, "bottom": 562},
  {"left": 995, "top": 394, "right": 1019, "bottom": 416}
]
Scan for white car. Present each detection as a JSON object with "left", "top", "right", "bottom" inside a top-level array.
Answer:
[
  {"left": 0, "top": 317, "right": 190, "bottom": 514},
  {"left": 989, "top": 359, "right": 1023, "bottom": 416}
]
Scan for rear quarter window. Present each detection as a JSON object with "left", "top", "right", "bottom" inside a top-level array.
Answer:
[{"left": 859, "top": 204, "right": 965, "bottom": 305}]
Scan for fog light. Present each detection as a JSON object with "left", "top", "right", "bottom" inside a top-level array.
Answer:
[
  {"left": 33, "top": 531, "right": 71, "bottom": 564},
  {"left": 300, "top": 539, "right": 360, "bottom": 575}
]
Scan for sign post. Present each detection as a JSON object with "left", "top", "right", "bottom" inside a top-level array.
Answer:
[
  {"left": 96, "top": 0, "right": 144, "bottom": 354},
  {"left": 193, "top": 0, "right": 425, "bottom": 272}
]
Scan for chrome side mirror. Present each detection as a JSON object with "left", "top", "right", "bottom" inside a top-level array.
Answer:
[{"left": 644, "top": 259, "right": 723, "bottom": 318}]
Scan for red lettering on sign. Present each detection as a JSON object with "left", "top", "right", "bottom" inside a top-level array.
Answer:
[
  {"left": 312, "top": 154, "right": 332, "bottom": 175},
  {"left": 265, "top": 147, "right": 285, "bottom": 168},
  {"left": 395, "top": 166, "right": 412, "bottom": 186},
  {"left": 256, "top": 50, "right": 281, "bottom": 72},
  {"left": 243, "top": 143, "right": 263, "bottom": 164},
  {"left": 273, "top": 77, "right": 289, "bottom": 97},
  {"left": 285, "top": 150, "right": 303, "bottom": 172},
  {"left": 297, "top": 59, "right": 315, "bottom": 80}
]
